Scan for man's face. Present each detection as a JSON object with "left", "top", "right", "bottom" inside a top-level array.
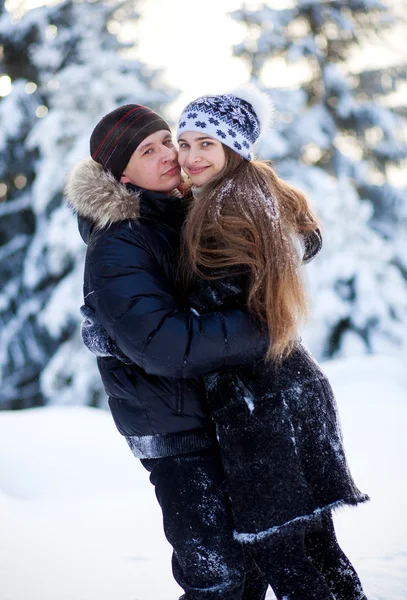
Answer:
[{"left": 121, "top": 130, "right": 181, "bottom": 192}]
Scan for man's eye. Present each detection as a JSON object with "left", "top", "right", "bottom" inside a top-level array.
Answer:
[
  {"left": 179, "top": 143, "right": 188, "bottom": 149},
  {"left": 143, "top": 149, "right": 153, "bottom": 155}
]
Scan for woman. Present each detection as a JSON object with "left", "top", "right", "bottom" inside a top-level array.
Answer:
[{"left": 174, "top": 86, "right": 369, "bottom": 599}]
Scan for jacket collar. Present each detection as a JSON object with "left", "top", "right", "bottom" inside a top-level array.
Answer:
[
  {"left": 133, "top": 186, "right": 186, "bottom": 225},
  {"left": 65, "top": 158, "right": 185, "bottom": 231}
]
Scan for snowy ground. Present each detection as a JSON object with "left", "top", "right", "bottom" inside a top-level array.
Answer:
[{"left": 0, "top": 355, "right": 406, "bottom": 600}]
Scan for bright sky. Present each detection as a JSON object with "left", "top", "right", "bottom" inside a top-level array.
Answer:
[{"left": 127, "top": 0, "right": 251, "bottom": 120}]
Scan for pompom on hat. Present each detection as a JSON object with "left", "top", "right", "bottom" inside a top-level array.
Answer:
[
  {"left": 90, "top": 104, "right": 171, "bottom": 181},
  {"left": 176, "top": 83, "right": 274, "bottom": 161}
]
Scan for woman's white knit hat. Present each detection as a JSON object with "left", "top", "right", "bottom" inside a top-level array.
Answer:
[{"left": 176, "top": 83, "right": 274, "bottom": 160}]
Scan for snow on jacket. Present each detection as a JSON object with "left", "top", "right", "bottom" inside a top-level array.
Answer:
[{"left": 65, "top": 158, "right": 268, "bottom": 456}]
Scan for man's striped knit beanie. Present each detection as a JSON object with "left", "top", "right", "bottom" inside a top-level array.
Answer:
[{"left": 90, "top": 104, "right": 171, "bottom": 181}]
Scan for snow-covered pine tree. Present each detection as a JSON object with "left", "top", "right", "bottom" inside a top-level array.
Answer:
[
  {"left": 231, "top": 0, "right": 407, "bottom": 359},
  {"left": 0, "top": 0, "right": 175, "bottom": 409}
]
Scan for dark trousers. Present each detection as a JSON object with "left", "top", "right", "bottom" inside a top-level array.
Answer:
[
  {"left": 249, "top": 512, "right": 365, "bottom": 600},
  {"left": 141, "top": 447, "right": 268, "bottom": 600}
]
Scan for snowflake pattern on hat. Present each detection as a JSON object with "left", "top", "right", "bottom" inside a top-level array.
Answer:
[{"left": 176, "top": 93, "right": 261, "bottom": 160}]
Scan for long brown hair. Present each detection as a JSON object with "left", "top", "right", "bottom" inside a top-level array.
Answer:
[{"left": 181, "top": 145, "right": 320, "bottom": 362}]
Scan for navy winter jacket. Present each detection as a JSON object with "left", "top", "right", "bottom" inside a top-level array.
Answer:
[{"left": 66, "top": 158, "right": 267, "bottom": 454}]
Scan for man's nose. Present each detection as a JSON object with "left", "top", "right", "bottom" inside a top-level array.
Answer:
[{"left": 161, "top": 145, "right": 177, "bottom": 162}]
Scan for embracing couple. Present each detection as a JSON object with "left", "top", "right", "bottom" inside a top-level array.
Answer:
[{"left": 66, "top": 86, "right": 368, "bottom": 600}]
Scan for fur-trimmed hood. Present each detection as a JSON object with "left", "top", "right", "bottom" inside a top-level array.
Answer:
[{"left": 65, "top": 158, "right": 141, "bottom": 230}]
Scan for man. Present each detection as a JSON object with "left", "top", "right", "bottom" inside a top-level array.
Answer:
[{"left": 65, "top": 104, "right": 268, "bottom": 600}]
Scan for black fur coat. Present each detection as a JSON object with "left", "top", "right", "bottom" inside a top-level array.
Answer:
[{"left": 187, "top": 260, "right": 369, "bottom": 543}]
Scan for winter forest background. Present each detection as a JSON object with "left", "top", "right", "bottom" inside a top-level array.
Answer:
[{"left": 0, "top": 0, "right": 406, "bottom": 410}]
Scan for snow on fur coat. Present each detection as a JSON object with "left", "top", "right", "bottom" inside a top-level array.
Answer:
[{"left": 186, "top": 262, "right": 369, "bottom": 543}]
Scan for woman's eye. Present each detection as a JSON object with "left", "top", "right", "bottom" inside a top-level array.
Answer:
[{"left": 202, "top": 141, "right": 212, "bottom": 148}]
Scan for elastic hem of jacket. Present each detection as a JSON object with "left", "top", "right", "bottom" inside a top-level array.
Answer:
[
  {"left": 125, "top": 427, "right": 216, "bottom": 459},
  {"left": 233, "top": 494, "right": 370, "bottom": 544}
]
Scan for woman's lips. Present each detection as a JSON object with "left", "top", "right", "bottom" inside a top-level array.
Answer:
[{"left": 188, "top": 166, "right": 208, "bottom": 174}]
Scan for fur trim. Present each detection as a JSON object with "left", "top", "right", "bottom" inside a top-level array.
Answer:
[
  {"left": 64, "top": 158, "right": 141, "bottom": 230},
  {"left": 233, "top": 494, "right": 370, "bottom": 544},
  {"left": 229, "top": 82, "right": 275, "bottom": 138}
]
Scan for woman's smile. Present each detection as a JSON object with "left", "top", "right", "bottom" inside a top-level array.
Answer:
[
  {"left": 187, "top": 165, "right": 209, "bottom": 174},
  {"left": 177, "top": 132, "right": 226, "bottom": 186}
]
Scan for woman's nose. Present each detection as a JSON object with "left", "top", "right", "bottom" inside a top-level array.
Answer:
[{"left": 187, "top": 148, "right": 201, "bottom": 164}]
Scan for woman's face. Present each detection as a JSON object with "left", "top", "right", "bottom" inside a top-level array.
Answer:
[{"left": 177, "top": 132, "right": 226, "bottom": 186}]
